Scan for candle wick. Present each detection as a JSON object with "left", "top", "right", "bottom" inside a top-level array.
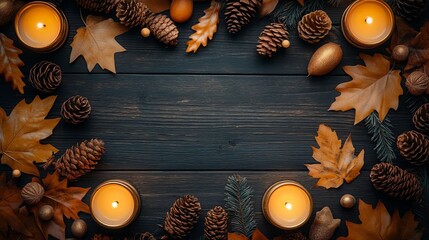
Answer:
[{"left": 365, "top": 17, "right": 373, "bottom": 24}]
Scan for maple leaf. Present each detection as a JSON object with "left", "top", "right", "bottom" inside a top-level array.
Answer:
[
  {"left": 0, "top": 33, "right": 25, "bottom": 94},
  {"left": 305, "top": 124, "right": 364, "bottom": 189},
  {"left": 329, "top": 53, "right": 402, "bottom": 124},
  {"left": 338, "top": 199, "right": 423, "bottom": 240},
  {"left": 406, "top": 21, "right": 429, "bottom": 73},
  {"left": 259, "top": 0, "right": 279, "bottom": 17},
  {"left": 0, "top": 96, "right": 60, "bottom": 176},
  {"left": 70, "top": 15, "right": 128, "bottom": 73},
  {"left": 186, "top": 0, "right": 221, "bottom": 53}
]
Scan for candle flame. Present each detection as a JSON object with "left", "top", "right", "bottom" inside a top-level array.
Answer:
[
  {"left": 112, "top": 201, "right": 119, "bottom": 208},
  {"left": 365, "top": 17, "right": 373, "bottom": 24},
  {"left": 36, "top": 22, "right": 45, "bottom": 29},
  {"left": 285, "top": 202, "right": 293, "bottom": 210}
]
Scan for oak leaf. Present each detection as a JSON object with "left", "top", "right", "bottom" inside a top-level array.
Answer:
[
  {"left": 0, "top": 33, "right": 25, "bottom": 94},
  {"left": 406, "top": 21, "right": 429, "bottom": 73},
  {"left": 0, "top": 96, "right": 60, "bottom": 176},
  {"left": 259, "top": 0, "right": 279, "bottom": 17},
  {"left": 338, "top": 199, "right": 423, "bottom": 240},
  {"left": 140, "top": 0, "right": 170, "bottom": 13},
  {"left": 186, "top": 0, "right": 221, "bottom": 53},
  {"left": 329, "top": 53, "right": 402, "bottom": 124},
  {"left": 70, "top": 15, "right": 128, "bottom": 73},
  {"left": 305, "top": 124, "right": 364, "bottom": 189}
]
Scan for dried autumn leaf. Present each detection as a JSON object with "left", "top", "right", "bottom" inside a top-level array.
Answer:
[
  {"left": 139, "top": 0, "right": 170, "bottom": 13},
  {"left": 70, "top": 15, "right": 128, "bottom": 73},
  {"left": 252, "top": 228, "right": 269, "bottom": 240},
  {"left": 297, "top": 0, "right": 304, "bottom": 6},
  {"left": 305, "top": 124, "right": 364, "bottom": 189},
  {"left": 228, "top": 232, "right": 250, "bottom": 240},
  {"left": 259, "top": 0, "right": 279, "bottom": 17},
  {"left": 338, "top": 200, "right": 423, "bottom": 240},
  {"left": 406, "top": 21, "right": 429, "bottom": 73},
  {"left": 0, "top": 96, "right": 60, "bottom": 176},
  {"left": 186, "top": 0, "right": 221, "bottom": 53},
  {"left": 0, "top": 33, "right": 25, "bottom": 94},
  {"left": 329, "top": 53, "right": 402, "bottom": 124}
]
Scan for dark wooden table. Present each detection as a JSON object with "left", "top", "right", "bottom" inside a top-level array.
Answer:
[{"left": 1, "top": 1, "right": 427, "bottom": 239}]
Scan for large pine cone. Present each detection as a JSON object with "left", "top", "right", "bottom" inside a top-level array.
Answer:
[
  {"left": 394, "top": 0, "right": 426, "bottom": 21},
  {"left": 164, "top": 195, "right": 201, "bottom": 239},
  {"left": 204, "top": 206, "right": 228, "bottom": 240},
  {"left": 298, "top": 10, "right": 332, "bottom": 44},
  {"left": 370, "top": 163, "right": 423, "bottom": 201},
  {"left": 75, "top": 0, "right": 120, "bottom": 14},
  {"left": 257, "top": 22, "right": 289, "bottom": 58},
  {"left": 413, "top": 103, "right": 429, "bottom": 134},
  {"left": 28, "top": 61, "right": 62, "bottom": 93},
  {"left": 116, "top": 0, "right": 147, "bottom": 28},
  {"left": 225, "top": 0, "right": 263, "bottom": 34},
  {"left": 21, "top": 182, "right": 45, "bottom": 205},
  {"left": 52, "top": 139, "right": 105, "bottom": 180},
  {"left": 406, "top": 71, "right": 429, "bottom": 96},
  {"left": 61, "top": 95, "right": 92, "bottom": 125},
  {"left": 397, "top": 130, "right": 429, "bottom": 166},
  {"left": 145, "top": 14, "right": 179, "bottom": 46}
]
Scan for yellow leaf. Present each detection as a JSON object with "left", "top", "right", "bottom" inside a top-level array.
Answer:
[
  {"left": 70, "top": 15, "right": 128, "bottom": 74},
  {"left": 305, "top": 124, "right": 364, "bottom": 189},
  {"left": 259, "top": 0, "right": 279, "bottom": 17},
  {"left": 0, "top": 33, "right": 25, "bottom": 94},
  {"left": 186, "top": 0, "right": 221, "bottom": 53},
  {"left": 329, "top": 53, "right": 403, "bottom": 124},
  {"left": 0, "top": 96, "right": 60, "bottom": 176}
]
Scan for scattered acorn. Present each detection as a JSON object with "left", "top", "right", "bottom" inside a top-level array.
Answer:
[
  {"left": 170, "top": 0, "right": 193, "bottom": 23},
  {"left": 282, "top": 40, "right": 291, "bottom": 49},
  {"left": 340, "top": 194, "right": 356, "bottom": 208},
  {"left": 71, "top": 219, "right": 87, "bottom": 238},
  {"left": 141, "top": 28, "right": 150, "bottom": 38},
  {"left": 39, "top": 205, "right": 54, "bottom": 221},
  {"left": 308, "top": 42, "right": 343, "bottom": 76},
  {"left": 12, "top": 169, "right": 21, "bottom": 178},
  {"left": 392, "top": 44, "right": 409, "bottom": 62}
]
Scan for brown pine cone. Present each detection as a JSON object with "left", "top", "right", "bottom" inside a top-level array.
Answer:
[
  {"left": 413, "top": 103, "right": 429, "bottom": 134},
  {"left": 61, "top": 95, "right": 92, "bottom": 125},
  {"left": 116, "top": 0, "right": 147, "bottom": 28},
  {"left": 163, "top": 195, "right": 201, "bottom": 239},
  {"left": 50, "top": 139, "right": 105, "bottom": 180},
  {"left": 133, "top": 232, "right": 156, "bottom": 240},
  {"left": 21, "top": 182, "right": 45, "bottom": 205},
  {"left": 75, "top": 0, "right": 120, "bottom": 14},
  {"left": 405, "top": 71, "right": 429, "bottom": 96},
  {"left": 370, "top": 163, "right": 423, "bottom": 201},
  {"left": 28, "top": 61, "right": 62, "bottom": 93},
  {"left": 204, "top": 206, "right": 228, "bottom": 240},
  {"left": 225, "top": 0, "right": 263, "bottom": 34},
  {"left": 397, "top": 130, "right": 429, "bottom": 166},
  {"left": 298, "top": 10, "right": 332, "bottom": 44},
  {"left": 394, "top": 0, "right": 426, "bottom": 21},
  {"left": 145, "top": 14, "right": 179, "bottom": 46},
  {"left": 257, "top": 22, "right": 289, "bottom": 58}
]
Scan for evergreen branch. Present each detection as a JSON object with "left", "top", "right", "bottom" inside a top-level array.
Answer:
[
  {"left": 364, "top": 112, "right": 396, "bottom": 163},
  {"left": 270, "top": 0, "right": 324, "bottom": 29},
  {"left": 405, "top": 92, "right": 429, "bottom": 114},
  {"left": 224, "top": 174, "right": 257, "bottom": 238}
]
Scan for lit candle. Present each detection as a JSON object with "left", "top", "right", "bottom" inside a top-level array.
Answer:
[
  {"left": 14, "top": 1, "right": 68, "bottom": 52},
  {"left": 90, "top": 180, "right": 141, "bottom": 229},
  {"left": 341, "top": 0, "right": 394, "bottom": 49},
  {"left": 262, "top": 180, "right": 313, "bottom": 230}
]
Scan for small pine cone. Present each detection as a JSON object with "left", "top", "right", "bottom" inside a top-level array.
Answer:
[
  {"left": 145, "top": 14, "right": 179, "bottom": 46},
  {"left": 370, "top": 163, "right": 423, "bottom": 201},
  {"left": 75, "top": 0, "right": 120, "bottom": 14},
  {"left": 53, "top": 139, "right": 105, "bottom": 180},
  {"left": 298, "top": 10, "right": 332, "bottom": 44},
  {"left": 28, "top": 61, "right": 62, "bottom": 93},
  {"left": 116, "top": 0, "right": 147, "bottom": 28},
  {"left": 397, "top": 130, "right": 429, "bottom": 166},
  {"left": 61, "top": 95, "right": 92, "bottom": 124},
  {"left": 405, "top": 71, "right": 429, "bottom": 96},
  {"left": 413, "top": 103, "right": 429, "bottom": 134},
  {"left": 225, "top": 0, "right": 263, "bottom": 34},
  {"left": 394, "top": 0, "right": 426, "bottom": 21},
  {"left": 257, "top": 23, "right": 289, "bottom": 58},
  {"left": 21, "top": 182, "right": 45, "bottom": 205},
  {"left": 204, "top": 206, "right": 228, "bottom": 240},
  {"left": 163, "top": 195, "right": 202, "bottom": 239},
  {"left": 283, "top": 231, "right": 308, "bottom": 240},
  {"left": 133, "top": 232, "right": 156, "bottom": 240}
]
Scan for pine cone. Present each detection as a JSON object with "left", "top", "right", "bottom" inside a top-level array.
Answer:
[
  {"left": 116, "top": 0, "right": 147, "bottom": 28},
  {"left": 163, "top": 195, "right": 201, "bottom": 239},
  {"left": 394, "top": 0, "right": 426, "bottom": 21},
  {"left": 204, "top": 206, "right": 228, "bottom": 240},
  {"left": 282, "top": 231, "right": 308, "bottom": 240},
  {"left": 413, "top": 103, "right": 429, "bottom": 134},
  {"left": 75, "top": 0, "right": 120, "bottom": 14},
  {"left": 51, "top": 139, "right": 105, "bottom": 180},
  {"left": 28, "top": 61, "right": 62, "bottom": 93},
  {"left": 145, "top": 14, "right": 179, "bottom": 46},
  {"left": 133, "top": 232, "right": 156, "bottom": 240},
  {"left": 21, "top": 182, "right": 45, "bottom": 205},
  {"left": 397, "top": 130, "right": 429, "bottom": 166},
  {"left": 405, "top": 71, "right": 429, "bottom": 96},
  {"left": 256, "top": 22, "right": 289, "bottom": 58},
  {"left": 61, "top": 95, "right": 92, "bottom": 125},
  {"left": 370, "top": 163, "right": 423, "bottom": 201},
  {"left": 224, "top": 0, "right": 263, "bottom": 34},
  {"left": 298, "top": 10, "right": 332, "bottom": 44}
]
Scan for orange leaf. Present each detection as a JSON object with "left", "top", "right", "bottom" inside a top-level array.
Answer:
[
  {"left": 229, "top": 232, "right": 249, "bottom": 240},
  {"left": 139, "top": 0, "right": 171, "bottom": 13},
  {"left": 259, "top": 0, "right": 279, "bottom": 17},
  {"left": 252, "top": 228, "right": 269, "bottom": 240},
  {"left": 0, "top": 96, "right": 60, "bottom": 176},
  {"left": 297, "top": 0, "right": 304, "bottom": 6},
  {"left": 305, "top": 124, "right": 364, "bottom": 189},
  {"left": 338, "top": 199, "right": 423, "bottom": 240},
  {"left": 0, "top": 33, "right": 25, "bottom": 94},
  {"left": 70, "top": 15, "right": 128, "bottom": 73},
  {"left": 329, "top": 53, "right": 402, "bottom": 124},
  {"left": 186, "top": 0, "right": 221, "bottom": 53}
]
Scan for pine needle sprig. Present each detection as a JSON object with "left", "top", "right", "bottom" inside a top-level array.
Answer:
[
  {"left": 405, "top": 92, "right": 429, "bottom": 114},
  {"left": 364, "top": 112, "right": 396, "bottom": 163},
  {"left": 224, "top": 174, "right": 257, "bottom": 238},
  {"left": 270, "top": 0, "right": 324, "bottom": 29}
]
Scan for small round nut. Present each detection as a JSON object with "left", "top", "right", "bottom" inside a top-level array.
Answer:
[
  {"left": 141, "top": 28, "right": 150, "bottom": 37},
  {"left": 392, "top": 45, "right": 409, "bottom": 62},
  {"left": 406, "top": 71, "right": 429, "bottom": 96},
  {"left": 282, "top": 40, "right": 290, "bottom": 49},
  {"left": 340, "top": 194, "right": 356, "bottom": 208},
  {"left": 12, "top": 169, "right": 21, "bottom": 178},
  {"left": 21, "top": 182, "right": 45, "bottom": 205},
  {"left": 71, "top": 219, "right": 87, "bottom": 238},
  {"left": 39, "top": 205, "right": 54, "bottom": 221}
]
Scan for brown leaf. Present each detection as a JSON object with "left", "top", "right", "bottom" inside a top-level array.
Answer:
[
  {"left": 252, "top": 228, "right": 268, "bottom": 240},
  {"left": 305, "top": 124, "right": 364, "bottom": 189},
  {"left": 338, "top": 200, "right": 423, "bottom": 240},
  {"left": 329, "top": 53, "right": 402, "bottom": 124},
  {"left": 139, "top": 0, "right": 171, "bottom": 13},
  {"left": 0, "top": 33, "right": 25, "bottom": 94},
  {"left": 406, "top": 21, "right": 429, "bottom": 73},
  {"left": 70, "top": 15, "right": 128, "bottom": 73},
  {"left": 297, "top": 0, "right": 304, "bottom": 6},
  {"left": 259, "top": 0, "right": 279, "bottom": 17},
  {"left": 389, "top": 17, "right": 418, "bottom": 50},
  {"left": 186, "top": 0, "right": 221, "bottom": 53},
  {"left": 0, "top": 96, "right": 60, "bottom": 176},
  {"left": 229, "top": 232, "right": 249, "bottom": 240}
]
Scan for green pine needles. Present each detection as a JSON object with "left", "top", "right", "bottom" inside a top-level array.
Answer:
[
  {"left": 270, "top": 0, "right": 324, "bottom": 29},
  {"left": 405, "top": 92, "right": 429, "bottom": 114},
  {"left": 224, "top": 174, "right": 257, "bottom": 238},
  {"left": 364, "top": 112, "right": 396, "bottom": 163}
]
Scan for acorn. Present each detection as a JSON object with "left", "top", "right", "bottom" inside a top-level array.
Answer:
[
  {"left": 308, "top": 42, "right": 343, "bottom": 76},
  {"left": 39, "top": 205, "right": 54, "bottom": 221},
  {"left": 392, "top": 45, "right": 409, "bottom": 62},
  {"left": 141, "top": 28, "right": 150, "bottom": 38},
  {"left": 340, "top": 194, "right": 356, "bottom": 208},
  {"left": 71, "top": 219, "right": 87, "bottom": 238}
]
